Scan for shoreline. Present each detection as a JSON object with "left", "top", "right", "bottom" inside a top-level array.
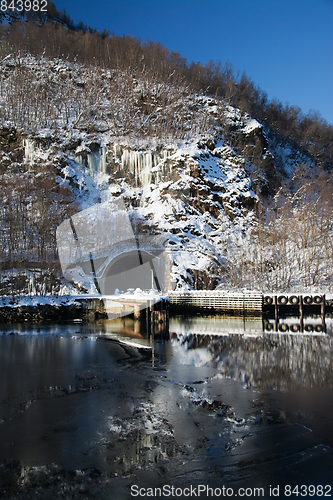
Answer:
[
  {"left": 1, "top": 292, "right": 332, "bottom": 323},
  {"left": 0, "top": 296, "right": 83, "bottom": 323}
]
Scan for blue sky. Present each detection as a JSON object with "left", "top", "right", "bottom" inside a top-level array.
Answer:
[{"left": 54, "top": 0, "right": 333, "bottom": 124}]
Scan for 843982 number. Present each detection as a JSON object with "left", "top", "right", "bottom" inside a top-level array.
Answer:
[
  {"left": 285, "top": 485, "right": 332, "bottom": 496},
  {"left": 1, "top": 0, "right": 47, "bottom": 12}
]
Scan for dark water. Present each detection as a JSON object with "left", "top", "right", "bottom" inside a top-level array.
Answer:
[{"left": 0, "top": 316, "right": 333, "bottom": 499}]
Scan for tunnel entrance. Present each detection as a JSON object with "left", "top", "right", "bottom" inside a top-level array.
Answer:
[{"left": 102, "top": 250, "right": 162, "bottom": 294}]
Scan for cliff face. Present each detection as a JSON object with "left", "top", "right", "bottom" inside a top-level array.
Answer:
[
  {"left": 26, "top": 124, "right": 261, "bottom": 292},
  {"left": 0, "top": 54, "right": 331, "bottom": 293}
]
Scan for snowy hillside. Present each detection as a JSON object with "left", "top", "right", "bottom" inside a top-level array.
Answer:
[{"left": 1, "top": 53, "right": 332, "bottom": 294}]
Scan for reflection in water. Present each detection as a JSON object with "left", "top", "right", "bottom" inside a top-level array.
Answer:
[
  {"left": 170, "top": 315, "right": 333, "bottom": 391},
  {"left": 170, "top": 314, "right": 332, "bottom": 336},
  {"left": 170, "top": 315, "right": 264, "bottom": 336},
  {"left": 263, "top": 316, "right": 327, "bottom": 334},
  {"left": 171, "top": 332, "right": 333, "bottom": 391},
  {"left": 1, "top": 317, "right": 333, "bottom": 498}
]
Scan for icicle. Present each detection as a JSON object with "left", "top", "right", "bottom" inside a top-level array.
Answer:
[
  {"left": 24, "top": 139, "right": 40, "bottom": 162},
  {"left": 130, "top": 151, "right": 136, "bottom": 174},
  {"left": 146, "top": 152, "right": 153, "bottom": 170},
  {"left": 87, "top": 153, "right": 96, "bottom": 172},
  {"left": 75, "top": 154, "right": 84, "bottom": 167},
  {"left": 100, "top": 147, "right": 107, "bottom": 173},
  {"left": 153, "top": 153, "right": 159, "bottom": 169},
  {"left": 114, "top": 144, "right": 122, "bottom": 159},
  {"left": 121, "top": 149, "right": 130, "bottom": 170},
  {"left": 106, "top": 146, "right": 172, "bottom": 186},
  {"left": 137, "top": 152, "right": 143, "bottom": 173}
]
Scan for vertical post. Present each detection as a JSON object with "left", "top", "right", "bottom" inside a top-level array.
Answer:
[
  {"left": 274, "top": 296, "right": 278, "bottom": 332},
  {"left": 134, "top": 305, "right": 141, "bottom": 321},
  {"left": 134, "top": 318, "right": 140, "bottom": 335},
  {"left": 299, "top": 295, "right": 304, "bottom": 332},
  {"left": 150, "top": 299, "right": 155, "bottom": 336},
  {"left": 146, "top": 299, "right": 151, "bottom": 337},
  {"left": 321, "top": 295, "right": 326, "bottom": 317},
  {"left": 321, "top": 295, "right": 326, "bottom": 332},
  {"left": 151, "top": 269, "right": 154, "bottom": 291}
]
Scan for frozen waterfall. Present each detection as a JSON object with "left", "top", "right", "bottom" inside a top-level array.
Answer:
[
  {"left": 75, "top": 144, "right": 171, "bottom": 187},
  {"left": 75, "top": 146, "right": 108, "bottom": 174},
  {"left": 24, "top": 139, "right": 173, "bottom": 187}
]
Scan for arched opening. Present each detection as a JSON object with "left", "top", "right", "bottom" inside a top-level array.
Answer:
[{"left": 102, "top": 250, "right": 162, "bottom": 294}]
